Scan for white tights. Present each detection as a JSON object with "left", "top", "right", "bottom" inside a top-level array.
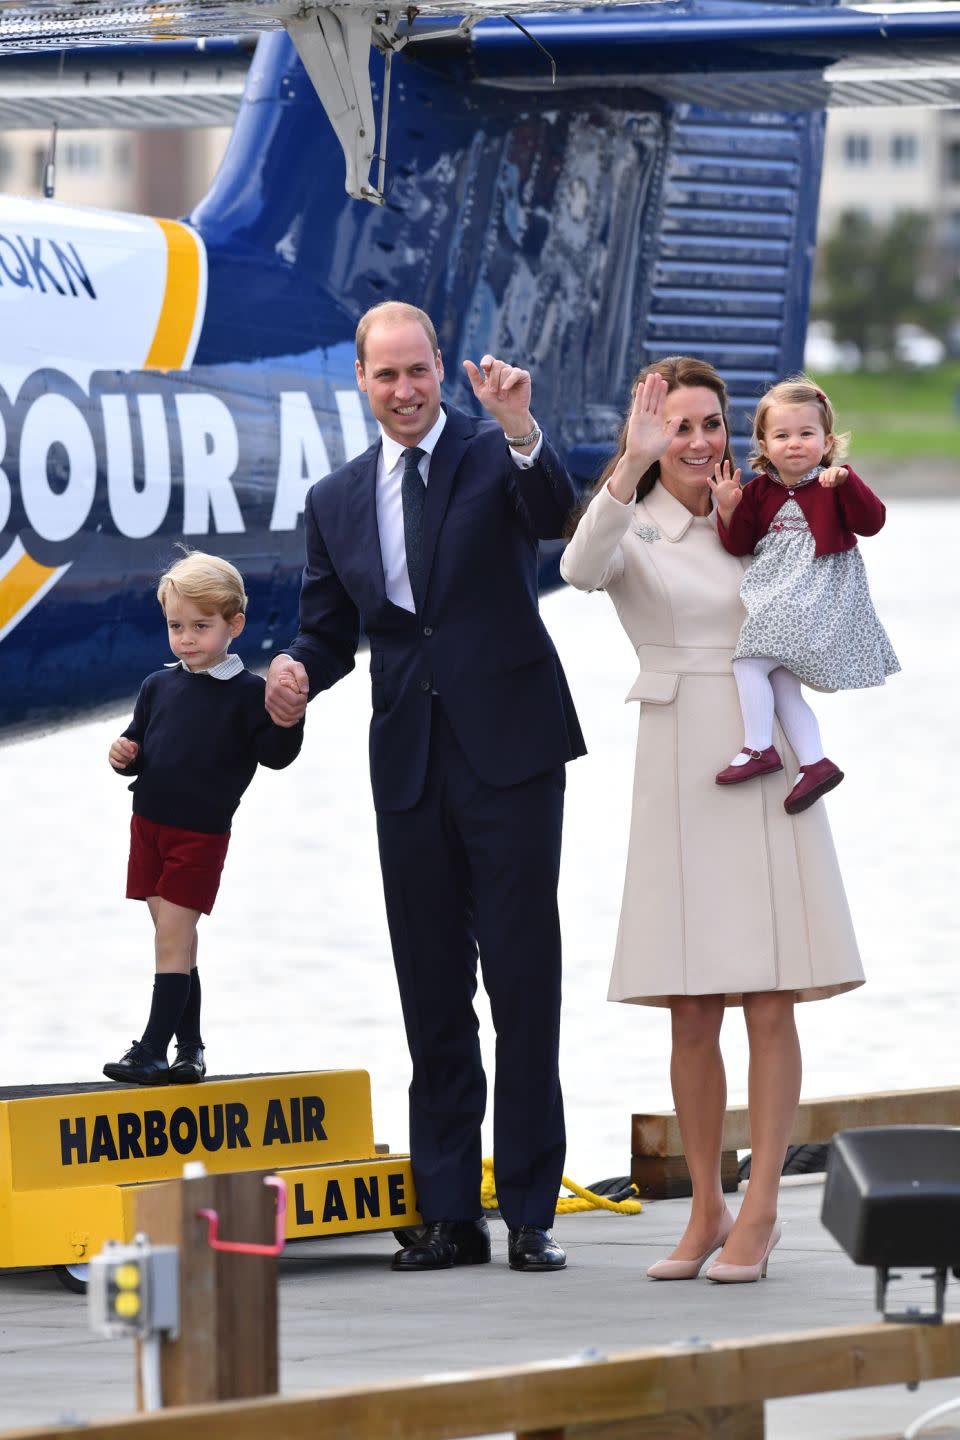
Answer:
[{"left": 730, "top": 657, "right": 824, "bottom": 767}]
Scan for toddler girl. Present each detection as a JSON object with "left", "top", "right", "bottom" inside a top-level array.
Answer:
[{"left": 708, "top": 376, "right": 899, "bottom": 813}]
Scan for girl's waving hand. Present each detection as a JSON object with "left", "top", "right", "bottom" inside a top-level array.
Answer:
[
  {"left": 707, "top": 460, "right": 743, "bottom": 522},
  {"left": 819, "top": 466, "right": 849, "bottom": 489}
]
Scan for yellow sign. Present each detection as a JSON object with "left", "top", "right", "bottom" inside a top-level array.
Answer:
[
  {"left": 7, "top": 1071, "right": 375, "bottom": 1190},
  {"left": 0, "top": 1071, "right": 420, "bottom": 1269}
]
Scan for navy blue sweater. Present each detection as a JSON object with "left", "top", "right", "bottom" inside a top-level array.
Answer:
[{"left": 117, "top": 666, "right": 303, "bottom": 834}]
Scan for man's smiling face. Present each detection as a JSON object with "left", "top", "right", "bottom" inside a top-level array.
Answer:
[{"left": 356, "top": 319, "right": 444, "bottom": 447}]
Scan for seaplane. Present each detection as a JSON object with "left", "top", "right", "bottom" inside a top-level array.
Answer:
[{"left": 2, "top": 0, "right": 960, "bottom": 738}]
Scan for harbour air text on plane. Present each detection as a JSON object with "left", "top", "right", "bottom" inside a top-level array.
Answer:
[{"left": 1, "top": 0, "right": 960, "bottom": 736}]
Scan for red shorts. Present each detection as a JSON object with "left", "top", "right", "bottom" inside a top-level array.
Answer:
[{"left": 126, "top": 815, "right": 231, "bottom": 915}]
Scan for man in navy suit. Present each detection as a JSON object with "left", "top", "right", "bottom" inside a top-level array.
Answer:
[{"left": 266, "top": 301, "right": 585, "bottom": 1272}]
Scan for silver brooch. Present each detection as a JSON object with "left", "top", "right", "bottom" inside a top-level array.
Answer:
[{"left": 633, "top": 521, "right": 661, "bottom": 544}]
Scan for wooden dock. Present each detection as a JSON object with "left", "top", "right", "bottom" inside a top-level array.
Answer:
[{"left": 2, "top": 1176, "right": 959, "bottom": 1439}]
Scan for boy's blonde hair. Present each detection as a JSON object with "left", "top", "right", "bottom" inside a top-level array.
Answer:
[
  {"left": 750, "top": 375, "right": 850, "bottom": 472},
  {"left": 157, "top": 550, "right": 248, "bottom": 619}
]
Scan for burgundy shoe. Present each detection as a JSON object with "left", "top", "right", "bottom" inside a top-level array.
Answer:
[
  {"left": 715, "top": 746, "right": 783, "bottom": 785},
  {"left": 784, "top": 757, "right": 844, "bottom": 814}
]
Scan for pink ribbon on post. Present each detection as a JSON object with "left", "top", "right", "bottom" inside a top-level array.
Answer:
[{"left": 196, "top": 1175, "right": 287, "bottom": 1256}]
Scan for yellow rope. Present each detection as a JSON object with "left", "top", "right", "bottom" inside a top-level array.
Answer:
[{"left": 480, "top": 1156, "right": 642, "bottom": 1215}]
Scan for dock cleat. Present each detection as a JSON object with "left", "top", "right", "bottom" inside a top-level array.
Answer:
[{"left": 102, "top": 1040, "right": 170, "bottom": 1086}]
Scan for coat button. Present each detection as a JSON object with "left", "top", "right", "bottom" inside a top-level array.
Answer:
[
  {"left": 419, "top": 679, "right": 430, "bottom": 692},
  {"left": 788, "top": 489, "right": 795, "bottom": 496},
  {"left": 423, "top": 626, "right": 433, "bottom": 637}
]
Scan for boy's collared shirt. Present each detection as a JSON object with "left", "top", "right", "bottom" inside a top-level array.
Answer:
[{"left": 165, "top": 655, "right": 244, "bottom": 680}]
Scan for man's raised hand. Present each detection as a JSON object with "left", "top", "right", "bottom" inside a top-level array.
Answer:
[{"left": 463, "top": 355, "right": 535, "bottom": 445}]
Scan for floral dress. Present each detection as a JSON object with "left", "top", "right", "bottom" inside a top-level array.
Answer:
[{"left": 732, "top": 470, "right": 900, "bottom": 692}]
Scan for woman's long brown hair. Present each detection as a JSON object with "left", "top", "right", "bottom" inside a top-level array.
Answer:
[{"left": 564, "top": 356, "right": 733, "bottom": 538}]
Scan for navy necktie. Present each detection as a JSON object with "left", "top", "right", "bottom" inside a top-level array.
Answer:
[{"left": 401, "top": 446, "right": 426, "bottom": 608}]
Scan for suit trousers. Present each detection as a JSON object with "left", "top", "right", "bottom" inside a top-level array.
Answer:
[{"left": 376, "top": 699, "right": 566, "bottom": 1230}]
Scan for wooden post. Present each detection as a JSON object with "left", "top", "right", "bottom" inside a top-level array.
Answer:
[{"left": 133, "top": 1168, "right": 278, "bottom": 1408}]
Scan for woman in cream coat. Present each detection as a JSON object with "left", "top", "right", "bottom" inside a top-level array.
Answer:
[{"left": 561, "top": 357, "right": 863, "bottom": 1284}]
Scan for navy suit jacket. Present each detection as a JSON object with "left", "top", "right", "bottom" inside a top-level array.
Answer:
[{"left": 286, "top": 403, "right": 587, "bottom": 812}]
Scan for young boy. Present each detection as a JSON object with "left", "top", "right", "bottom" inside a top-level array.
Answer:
[{"left": 105, "top": 550, "right": 304, "bottom": 1086}]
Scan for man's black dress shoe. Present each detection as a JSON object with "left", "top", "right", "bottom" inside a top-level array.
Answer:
[
  {"left": 508, "top": 1226, "right": 566, "bottom": 1272},
  {"left": 391, "top": 1218, "right": 491, "bottom": 1271},
  {"left": 103, "top": 1040, "right": 169, "bottom": 1085},
  {"left": 169, "top": 1042, "right": 206, "bottom": 1084}
]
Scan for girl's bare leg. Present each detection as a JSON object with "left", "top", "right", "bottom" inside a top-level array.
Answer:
[
  {"left": 665, "top": 995, "right": 734, "bottom": 1258},
  {"left": 715, "top": 991, "right": 801, "bottom": 1266}
]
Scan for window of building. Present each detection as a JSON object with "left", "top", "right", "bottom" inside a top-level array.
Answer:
[
  {"left": 0, "top": 144, "right": 12, "bottom": 181},
  {"left": 64, "top": 141, "right": 102, "bottom": 174},
  {"left": 843, "top": 134, "right": 871, "bottom": 166},
  {"left": 947, "top": 141, "right": 960, "bottom": 184},
  {"left": 891, "top": 134, "right": 918, "bottom": 167},
  {"left": 113, "top": 139, "right": 132, "bottom": 173},
  {"left": 32, "top": 147, "right": 47, "bottom": 190}
]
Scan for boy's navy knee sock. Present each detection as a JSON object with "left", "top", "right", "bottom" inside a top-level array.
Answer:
[
  {"left": 175, "top": 969, "right": 203, "bottom": 1047},
  {"left": 141, "top": 973, "right": 191, "bottom": 1056}
]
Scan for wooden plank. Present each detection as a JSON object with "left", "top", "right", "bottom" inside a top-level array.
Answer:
[
  {"left": 632, "top": 1085, "right": 960, "bottom": 1159},
  {"left": 563, "top": 1403, "right": 765, "bottom": 1438},
  {"left": 630, "top": 1150, "right": 739, "bottom": 1200},
  {"left": 1, "top": 1318, "right": 958, "bottom": 1440}
]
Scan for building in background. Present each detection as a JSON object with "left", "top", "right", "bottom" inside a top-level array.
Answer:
[
  {"left": 0, "top": 126, "right": 229, "bottom": 215},
  {"left": 819, "top": 106, "right": 960, "bottom": 291}
]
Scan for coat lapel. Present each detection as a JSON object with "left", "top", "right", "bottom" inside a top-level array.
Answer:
[{"left": 345, "top": 443, "right": 387, "bottom": 606}]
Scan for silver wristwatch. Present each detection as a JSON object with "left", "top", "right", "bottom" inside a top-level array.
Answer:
[{"left": 504, "top": 421, "right": 541, "bottom": 448}]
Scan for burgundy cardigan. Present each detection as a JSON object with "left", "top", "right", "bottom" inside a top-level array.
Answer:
[{"left": 717, "top": 466, "right": 886, "bottom": 560}]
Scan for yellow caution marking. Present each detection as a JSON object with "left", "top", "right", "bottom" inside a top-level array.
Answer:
[
  {"left": 0, "top": 544, "right": 68, "bottom": 642},
  {"left": 144, "top": 218, "right": 202, "bottom": 372}
]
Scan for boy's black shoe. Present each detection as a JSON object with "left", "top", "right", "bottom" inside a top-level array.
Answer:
[
  {"left": 169, "top": 1042, "right": 206, "bottom": 1084},
  {"left": 103, "top": 1040, "right": 169, "bottom": 1085}
]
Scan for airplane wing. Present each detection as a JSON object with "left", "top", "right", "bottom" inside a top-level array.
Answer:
[{"left": 2, "top": 1, "right": 960, "bottom": 199}]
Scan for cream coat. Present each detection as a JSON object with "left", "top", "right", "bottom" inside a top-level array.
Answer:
[{"left": 560, "top": 480, "right": 865, "bottom": 1007}]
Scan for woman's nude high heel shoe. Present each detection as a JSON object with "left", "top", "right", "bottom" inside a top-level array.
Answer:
[
  {"left": 646, "top": 1214, "right": 734, "bottom": 1281},
  {"left": 705, "top": 1219, "right": 782, "bottom": 1284}
]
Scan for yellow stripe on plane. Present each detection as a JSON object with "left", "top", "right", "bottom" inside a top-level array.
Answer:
[
  {"left": 0, "top": 550, "right": 60, "bottom": 636},
  {"left": 144, "top": 218, "right": 201, "bottom": 372}
]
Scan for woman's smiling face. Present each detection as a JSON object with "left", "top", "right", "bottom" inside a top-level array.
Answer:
[{"left": 657, "top": 385, "right": 728, "bottom": 506}]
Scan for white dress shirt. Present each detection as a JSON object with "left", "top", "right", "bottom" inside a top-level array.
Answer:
[{"left": 375, "top": 410, "right": 544, "bottom": 612}]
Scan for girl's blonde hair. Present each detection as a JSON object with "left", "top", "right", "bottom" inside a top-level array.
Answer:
[
  {"left": 157, "top": 550, "right": 247, "bottom": 619},
  {"left": 750, "top": 375, "right": 850, "bottom": 472}
]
